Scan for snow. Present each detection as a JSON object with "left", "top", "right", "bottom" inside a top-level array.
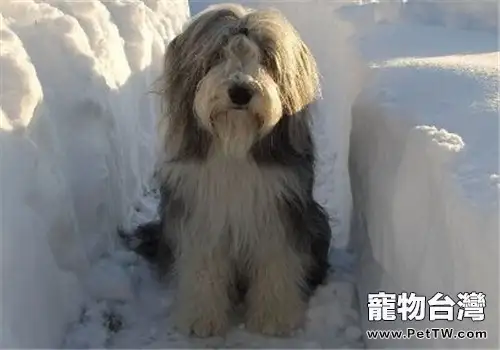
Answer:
[
  {"left": 346, "top": 11, "right": 499, "bottom": 207},
  {"left": 344, "top": 0, "right": 498, "bottom": 348},
  {"left": 1, "top": 0, "right": 498, "bottom": 348},
  {"left": 65, "top": 257, "right": 363, "bottom": 349},
  {"left": 0, "top": 0, "right": 188, "bottom": 347}
]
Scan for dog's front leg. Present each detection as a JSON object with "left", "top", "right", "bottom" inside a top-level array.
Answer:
[
  {"left": 245, "top": 236, "right": 307, "bottom": 336},
  {"left": 173, "top": 241, "right": 231, "bottom": 337}
]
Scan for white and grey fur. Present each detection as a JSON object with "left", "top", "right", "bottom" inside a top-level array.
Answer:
[{"left": 140, "top": 3, "right": 331, "bottom": 338}]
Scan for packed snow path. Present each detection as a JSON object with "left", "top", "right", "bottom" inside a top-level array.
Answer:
[{"left": 64, "top": 251, "right": 363, "bottom": 348}]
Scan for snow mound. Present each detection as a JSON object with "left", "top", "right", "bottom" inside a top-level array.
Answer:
[{"left": 0, "top": 0, "right": 188, "bottom": 347}]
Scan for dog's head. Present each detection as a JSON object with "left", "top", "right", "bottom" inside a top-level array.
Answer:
[{"left": 159, "top": 4, "right": 319, "bottom": 159}]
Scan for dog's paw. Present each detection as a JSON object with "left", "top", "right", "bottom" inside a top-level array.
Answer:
[
  {"left": 245, "top": 308, "right": 304, "bottom": 337},
  {"left": 174, "top": 310, "right": 229, "bottom": 338}
]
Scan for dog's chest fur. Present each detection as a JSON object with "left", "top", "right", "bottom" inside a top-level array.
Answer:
[{"left": 165, "top": 154, "right": 298, "bottom": 255}]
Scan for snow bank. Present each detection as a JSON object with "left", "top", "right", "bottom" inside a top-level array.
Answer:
[
  {"left": 350, "top": 99, "right": 498, "bottom": 348},
  {"left": 0, "top": 0, "right": 188, "bottom": 347},
  {"left": 344, "top": 2, "right": 498, "bottom": 348}
]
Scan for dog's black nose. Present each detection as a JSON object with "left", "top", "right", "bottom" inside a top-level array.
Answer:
[{"left": 228, "top": 85, "right": 253, "bottom": 105}]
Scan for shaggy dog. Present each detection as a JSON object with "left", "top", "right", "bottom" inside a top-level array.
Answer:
[{"left": 152, "top": 3, "right": 331, "bottom": 338}]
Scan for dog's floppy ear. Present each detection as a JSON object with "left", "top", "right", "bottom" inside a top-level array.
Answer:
[
  {"left": 158, "top": 31, "right": 204, "bottom": 161},
  {"left": 285, "top": 41, "right": 319, "bottom": 155},
  {"left": 163, "top": 34, "right": 184, "bottom": 94},
  {"left": 277, "top": 28, "right": 319, "bottom": 118},
  {"left": 160, "top": 33, "right": 186, "bottom": 147},
  {"left": 293, "top": 41, "right": 320, "bottom": 111},
  {"left": 159, "top": 31, "right": 213, "bottom": 161}
]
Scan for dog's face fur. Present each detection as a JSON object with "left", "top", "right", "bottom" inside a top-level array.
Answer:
[{"left": 159, "top": 4, "right": 320, "bottom": 159}]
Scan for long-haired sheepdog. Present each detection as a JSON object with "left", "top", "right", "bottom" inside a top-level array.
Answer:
[{"left": 155, "top": 3, "right": 331, "bottom": 338}]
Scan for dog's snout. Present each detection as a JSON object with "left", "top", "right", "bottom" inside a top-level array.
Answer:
[{"left": 228, "top": 84, "right": 253, "bottom": 105}]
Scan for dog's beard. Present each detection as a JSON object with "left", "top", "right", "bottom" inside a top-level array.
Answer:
[{"left": 211, "top": 109, "right": 260, "bottom": 158}]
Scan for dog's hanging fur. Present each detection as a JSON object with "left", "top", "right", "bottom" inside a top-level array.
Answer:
[{"left": 137, "top": 3, "right": 332, "bottom": 338}]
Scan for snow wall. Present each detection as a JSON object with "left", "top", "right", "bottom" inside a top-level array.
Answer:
[
  {"left": 350, "top": 97, "right": 499, "bottom": 349},
  {"left": 347, "top": 1, "right": 499, "bottom": 348},
  {"left": 0, "top": 0, "right": 188, "bottom": 347}
]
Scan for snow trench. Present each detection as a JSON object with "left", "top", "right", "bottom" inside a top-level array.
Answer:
[{"left": 1, "top": 0, "right": 498, "bottom": 348}]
